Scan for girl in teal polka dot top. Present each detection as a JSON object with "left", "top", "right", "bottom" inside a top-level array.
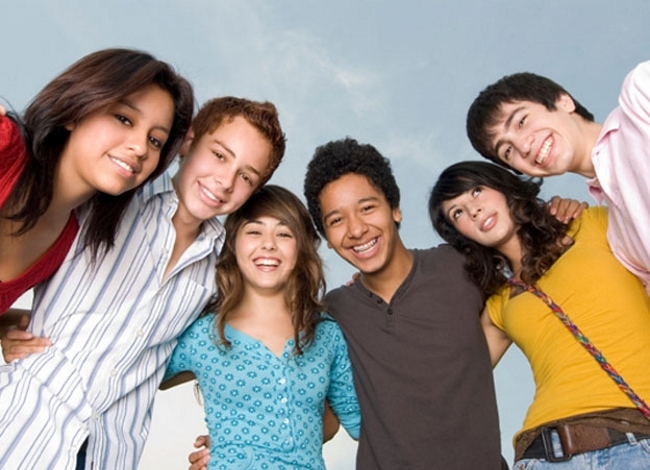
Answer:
[{"left": 163, "top": 185, "right": 360, "bottom": 469}]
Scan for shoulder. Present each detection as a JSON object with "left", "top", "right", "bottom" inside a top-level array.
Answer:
[
  {"left": 619, "top": 61, "right": 650, "bottom": 109},
  {"left": 0, "top": 115, "right": 26, "bottom": 168},
  {"left": 568, "top": 206, "right": 607, "bottom": 238},
  {"left": 181, "top": 313, "right": 216, "bottom": 340}
]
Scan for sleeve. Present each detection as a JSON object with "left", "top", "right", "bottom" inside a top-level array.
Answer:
[
  {"left": 0, "top": 115, "right": 27, "bottom": 192},
  {"left": 163, "top": 317, "right": 204, "bottom": 381},
  {"left": 324, "top": 320, "right": 361, "bottom": 439},
  {"left": 485, "top": 289, "right": 508, "bottom": 332}
]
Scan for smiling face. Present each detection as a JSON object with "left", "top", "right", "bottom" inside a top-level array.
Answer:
[
  {"left": 235, "top": 215, "right": 297, "bottom": 294},
  {"left": 173, "top": 116, "right": 272, "bottom": 228},
  {"left": 60, "top": 84, "right": 174, "bottom": 199},
  {"left": 319, "top": 173, "right": 403, "bottom": 277},
  {"left": 488, "top": 94, "right": 594, "bottom": 177},
  {"left": 442, "top": 185, "right": 519, "bottom": 255}
]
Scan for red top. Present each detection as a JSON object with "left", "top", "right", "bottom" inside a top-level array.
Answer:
[{"left": 0, "top": 116, "right": 79, "bottom": 313}]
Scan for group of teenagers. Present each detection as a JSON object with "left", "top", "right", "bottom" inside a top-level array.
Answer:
[{"left": 0, "top": 47, "right": 649, "bottom": 470}]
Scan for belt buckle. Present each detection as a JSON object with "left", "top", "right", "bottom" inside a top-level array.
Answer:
[{"left": 541, "top": 427, "right": 572, "bottom": 462}]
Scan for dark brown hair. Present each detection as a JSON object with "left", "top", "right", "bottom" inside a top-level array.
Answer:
[
  {"left": 429, "top": 161, "right": 571, "bottom": 296},
  {"left": 7, "top": 48, "right": 194, "bottom": 258}
]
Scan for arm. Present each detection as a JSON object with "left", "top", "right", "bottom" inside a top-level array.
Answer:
[
  {"left": 325, "top": 323, "right": 361, "bottom": 440},
  {"left": 0, "top": 309, "right": 52, "bottom": 362},
  {"left": 159, "top": 371, "right": 197, "bottom": 390},
  {"left": 322, "top": 400, "right": 341, "bottom": 443},
  {"left": 480, "top": 306, "right": 512, "bottom": 367},
  {"left": 547, "top": 196, "right": 588, "bottom": 224}
]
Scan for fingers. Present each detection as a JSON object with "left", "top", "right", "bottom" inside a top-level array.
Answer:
[
  {"left": 0, "top": 336, "right": 51, "bottom": 362},
  {"left": 188, "top": 448, "right": 210, "bottom": 470}
]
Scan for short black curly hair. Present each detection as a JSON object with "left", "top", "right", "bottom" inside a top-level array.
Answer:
[{"left": 303, "top": 137, "right": 401, "bottom": 237}]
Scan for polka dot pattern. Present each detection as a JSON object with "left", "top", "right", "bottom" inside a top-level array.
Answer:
[{"left": 165, "top": 314, "right": 360, "bottom": 469}]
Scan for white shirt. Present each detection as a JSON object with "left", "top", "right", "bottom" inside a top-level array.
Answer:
[{"left": 0, "top": 172, "right": 225, "bottom": 469}]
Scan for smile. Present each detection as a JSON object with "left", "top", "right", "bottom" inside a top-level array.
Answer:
[
  {"left": 535, "top": 137, "right": 552, "bottom": 165},
  {"left": 254, "top": 258, "right": 280, "bottom": 267},
  {"left": 110, "top": 156, "right": 137, "bottom": 174},
  {"left": 199, "top": 184, "right": 223, "bottom": 203},
  {"left": 351, "top": 238, "right": 377, "bottom": 253},
  {"left": 480, "top": 215, "right": 496, "bottom": 232}
]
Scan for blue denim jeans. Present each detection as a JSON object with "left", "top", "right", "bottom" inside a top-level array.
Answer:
[{"left": 514, "top": 432, "right": 650, "bottom": 470}]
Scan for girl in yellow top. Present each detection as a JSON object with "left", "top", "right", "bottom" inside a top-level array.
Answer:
[{"left": 429, "top": 161, "right": 650, "bottom": 469}]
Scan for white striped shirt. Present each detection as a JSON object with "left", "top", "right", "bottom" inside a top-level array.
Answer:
[{"left": 0, "top": 172, "right": 225, "bottom": 469}]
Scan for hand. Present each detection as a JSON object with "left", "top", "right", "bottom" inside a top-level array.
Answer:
[
  {"left": 345, "top": 272, "right": 360, "bottom": 286},
  {"left": 188, "top": 435, "right": 210, "bottom": 470},
  {"left": 0, "top": 314, "right": 51, "bottom": 362},
  {"left": 547, "top": 196, "right": 588, "bottom": 224}
]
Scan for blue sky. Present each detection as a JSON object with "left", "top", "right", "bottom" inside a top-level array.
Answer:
[{"left": 3, "top": 1, "right": 649, "bottom": 467}]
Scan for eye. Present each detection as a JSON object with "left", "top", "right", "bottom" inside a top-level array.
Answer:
[
  {"left": 472, "top": 186, "right": 482, "bottom": 197},
  {"left": 212, "top": 151, "right": 225, "bottom": 161},
  {"left": 503, "top": 146, "right": 512, "bottom": 161},
  {"left": 451, "top": 208, "right": 463, "bottom": 221},
  {"left": 361, "top": 203, "right": 375, "bottom": 213},
  {"left": 115, "top": 114, "right": 132, "bottom": 126},
  {"left": 326, "top": 216, "right": 342, "bottom": 227},
  {"left": 277, "top": 230, "right": 294, "bottom": 239},
  {"left": 240, "top": 173, "right": 254, "bottom": 186},
  {"left": 518, "top": 115, "right": 527, "bottom": 128},
  {"left": 148, "top": 135, "right": 164, "bottom": 149}
]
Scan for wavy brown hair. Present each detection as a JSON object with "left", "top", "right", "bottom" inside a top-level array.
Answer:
[
  {"left": 6, "top": 48, "right": 194, "bottom": 259},
  {"left": 204, "top": 185, "right": 326, "bottom": 355},
  {"left": 429, "top": 161, "right": 572, "bottom": 296}
]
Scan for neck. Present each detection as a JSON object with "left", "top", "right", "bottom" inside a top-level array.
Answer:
[
  {"left": 359, "top": 241, "right": 413, "bottom": 303},
  {"left": 498, "top": 237, "right": 524, "bottom": 280},
  {"left": 573, "top": 121, "right": 603, "bottom": 178}
]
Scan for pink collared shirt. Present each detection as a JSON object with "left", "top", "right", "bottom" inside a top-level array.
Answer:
[{"left": 589, "top": 60, "right": 650, "bottom": 294}]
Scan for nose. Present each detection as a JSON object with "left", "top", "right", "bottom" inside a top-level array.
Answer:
[
  {"left": 261, "top": 234, "right": 277, "bottom": 250},
  {"left": 127, "top": 130, "right": 149, "bottom": 159},
  {"left": 470, "top": 204, "right": 482, "bottom": 219},
  {"left": 514, "top": 133, "right": 533, "bottom": 157},
  {"left": 216, "top": 166, "right": 237, "bottom": 193},
  {"left": 346, "top": 214, "right": 368, "bottom": 239}
]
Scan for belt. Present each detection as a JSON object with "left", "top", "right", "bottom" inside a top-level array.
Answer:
[{"left": 522, "top": 423, "right": 650, "bottom": 462}]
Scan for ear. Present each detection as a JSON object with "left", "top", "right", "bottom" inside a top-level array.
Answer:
[
  {"left": 392, "top": 207, "right": 403, "bottom": 224},
  {"left": 179, "top": 128, "right": 195, "bottom": 156},
  {"left": 64, "top": 122, "right": 76, "bottom": 131},
  {"left": 555, "top": 93, "right": 576, "bottom": 113}
]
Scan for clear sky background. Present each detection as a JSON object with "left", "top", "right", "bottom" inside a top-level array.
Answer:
[{"left": 2, "top": 2, "right": 649, "bottom": 468}]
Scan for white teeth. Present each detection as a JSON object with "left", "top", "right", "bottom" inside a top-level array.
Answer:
[
  {"left": 536, "top": 138, "right": 552, "bottom": 164},
  {"left": 255, "top": 259, "right": 279, "bottom": 266},
  {"left": 200, "top": 185, "right": 220, "bottom": 203},
  {"left": 111, "top": 157, "right": 135, "bottom": 173},
  {"left": 352, "top": 238, "right": 377, "bottom": 253}
]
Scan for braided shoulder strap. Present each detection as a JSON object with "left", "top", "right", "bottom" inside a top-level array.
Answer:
[{"left": 507, "top": 278, "right": 650, "bottom": 419}]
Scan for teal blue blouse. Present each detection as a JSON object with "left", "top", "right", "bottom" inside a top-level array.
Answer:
[{"left": 165, "top": 314, "right": 360, "bottom": 470}]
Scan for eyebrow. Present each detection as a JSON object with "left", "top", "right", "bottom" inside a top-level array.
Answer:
[
  {"left": 493, "top": 105, "right": 525, "bottom": 156},
  {"left": 118, "top": 98, "right": 171, "bottom": 134},
  {"left": 212, "top": 138, "right": 264, "bottom": 178}
]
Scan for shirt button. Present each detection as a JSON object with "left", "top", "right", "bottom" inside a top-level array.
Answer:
[
  {"left": 387, "top": 309, "right": 393, "bottom": 315},
  {"left": 278, "top": 378, "right": 286, "bottom": 385},
  {"left": 135, "top": 329, "right": 144, "bottom": 337},
  {"left": 283, "top": 418, "right": 290, "bottom": 425},
  {"left": 281, "top": 397, "right": 288, "bottom": 404},
  {"left": 110, "top": 369, "right": 118, "bottom": 377},
  {"left": 92, "top": 412, "right": 100, "bottom": 421}
]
